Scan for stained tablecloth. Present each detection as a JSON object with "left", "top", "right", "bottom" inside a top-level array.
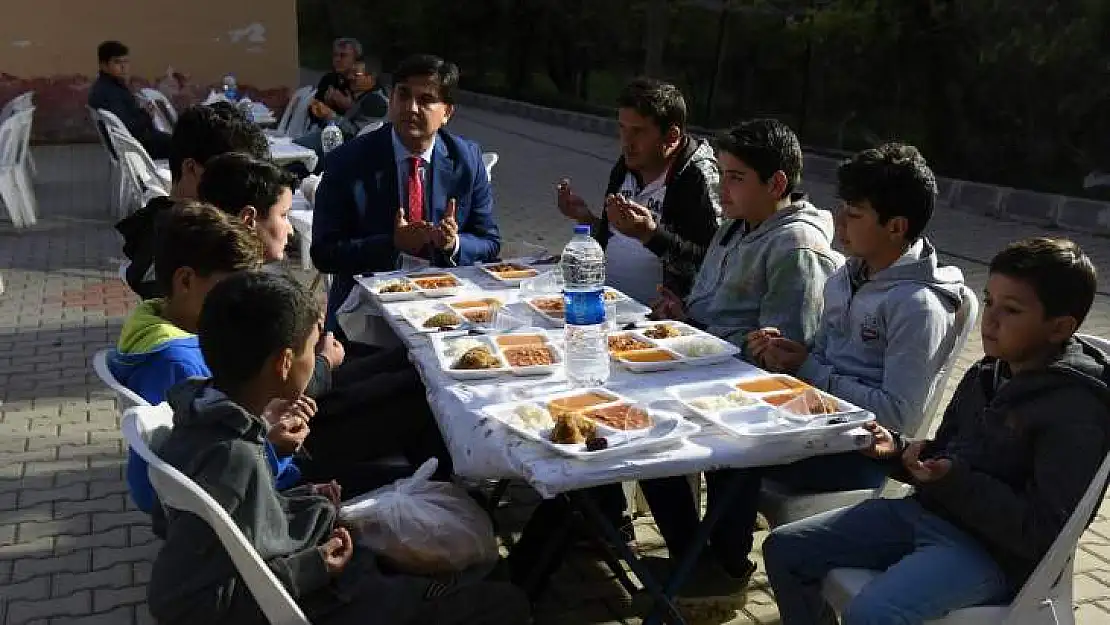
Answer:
[{"left": 346, "top": 267, "right": 872, "bottom": 498}]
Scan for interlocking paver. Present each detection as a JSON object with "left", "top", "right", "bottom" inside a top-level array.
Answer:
[{"left": 2, "top": 107, "right": 1110, "bottom": 624}]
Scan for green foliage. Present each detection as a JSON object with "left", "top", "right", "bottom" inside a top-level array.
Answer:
[{"left": 298, "top": 0, "right": 1110, "bottom": 195}]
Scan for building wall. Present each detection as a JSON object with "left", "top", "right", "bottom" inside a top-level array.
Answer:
[{"left": 0, "top": 0, "right": 299, "bottom": 142}]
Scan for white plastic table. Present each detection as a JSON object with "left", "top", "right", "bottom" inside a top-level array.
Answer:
[
  {"left": 268, "top": 136, "right": 318, "bottom": 172},
  {"left": 351, "top": 266, "right": 870, "bottom": 498}
]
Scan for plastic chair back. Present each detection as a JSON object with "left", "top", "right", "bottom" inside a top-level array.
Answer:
[{"left": 121, "top": 405, "right": 311, "bottom": 625}]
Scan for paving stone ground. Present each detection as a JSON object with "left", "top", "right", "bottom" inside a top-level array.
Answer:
[{"left": 2, "top": 108, "right": 1110, "bottom": 624}]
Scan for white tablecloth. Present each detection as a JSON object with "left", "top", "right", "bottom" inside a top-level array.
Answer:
[
  {"left": 351, "top": 267, "right": 871, "bottom": 498},
  {"left": 269, "top": 137, "right": 318, "bottom": 171}
]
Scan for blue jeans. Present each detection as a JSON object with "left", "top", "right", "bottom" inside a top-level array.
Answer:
[
  {"left": 639, "top": 451, "right": 887, "bottom": 577},
  {"left": 764, "top": 497, "right": 1010, "bottom": 625}
]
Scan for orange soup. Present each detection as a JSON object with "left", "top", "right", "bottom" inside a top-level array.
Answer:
[
  {"left": 736, "top": 376, "right": 808, "bottom": 394},
  {"left": 496, "top": 335, "right": 546, "bottom": 347},
  {"left": 548, "top": 392, "right": 615, "bottom": 411},
  {"left": 618, "top": 349, "right": 677, "bottom": 363}
]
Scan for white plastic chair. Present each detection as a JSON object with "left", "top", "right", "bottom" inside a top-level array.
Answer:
[
  {"left": 274, "top": 86, "right": 314, "bottom": 138},
  {"left": 0, "top": 108, "right": 38, "bottom": 228},
  {"left": 92, "top": 348, "right": 149, "bottom": 410},
  {"left": 88, "top": 106, "right": 124, "bottom": 215},
  {"left": 0, "top": 92, "right": 35, "bottom": 178},
  {"left": 138, "top": 88, "right": 177, "bottom": 134},
  {"left": 122, "top": 404, "right": 311, "bottom": 625},
  {"left": 482, "top": 152, "right": 499, "bottom": 181},
  {"left": 97, "top": 109, "right": 171, "bottom": 218},
  {"left": 759, "top": 283, "right": 981, "bottom": 527},
  {"left": 823, "top": 446, "right": 1110, "bottom": 625}
]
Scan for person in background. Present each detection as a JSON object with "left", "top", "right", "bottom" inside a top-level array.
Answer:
[
  {"left": 556, "top": 78, "right": 721, "bottom": 305},
  {"left": 88, "top": 40, "right": 171, "bottom": 159},
  {"left": 311, "top": 53, "right": 500, "bottom": 336},
  {"left": 309, "top": 37, "right": 361, "bottom": 125},
  {"left": 147, "top": 271, "right": 532, "bottom": 625},
  {"left": 764, "top": 237, "right": 1110, "bottom": 625},
  {"left": 296, "top": 60, "right": 389, "bottom": 161},
  {"left": 116, "top": 103, "right": 270, "bottom": 299}
]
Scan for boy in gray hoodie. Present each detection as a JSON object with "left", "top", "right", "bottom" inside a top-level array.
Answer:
[
  {"left": 640, "top": 119, "right": 843, "bottom": 596},
  {"left": 148, "top": 271, "right": 529, "bottom": 625},
  {"left": 765, "top": 238, "right": 1110, "bottom": 624},
  {"left": 756, "top": 143, "right": 965, "bottom": 433}
]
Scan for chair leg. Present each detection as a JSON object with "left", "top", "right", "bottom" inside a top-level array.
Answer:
[{"left": 0, "top": 171, "right": 27, "bottom": 228}]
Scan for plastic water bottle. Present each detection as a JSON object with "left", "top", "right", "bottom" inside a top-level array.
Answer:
[
  {"left": 321, "top": 121, "right": 344, "bottom": 155},
  {"left": 561, "top": 224, "right": 610, "bottom": 387},
  {"left": 222, "top": 74, "right": 238, "bottom": 102}
]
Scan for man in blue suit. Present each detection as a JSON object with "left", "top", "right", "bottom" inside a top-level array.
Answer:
[{"left": 312, "top": 54, "right": 501, "bottom": 333}]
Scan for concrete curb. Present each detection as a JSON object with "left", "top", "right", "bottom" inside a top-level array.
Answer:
[{"left": 457, "top": 89, "right": 1110, "bottom": 236}]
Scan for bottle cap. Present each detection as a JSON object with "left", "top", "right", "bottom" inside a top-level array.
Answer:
[{"left": 574, "top": 224, "right": 590, "bottom": 235}]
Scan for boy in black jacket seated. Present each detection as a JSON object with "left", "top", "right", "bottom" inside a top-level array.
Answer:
[
  {"left": 764, "top": 237, "right": 1110, "bottom": 625},
  {"left": 148, "top": 271, "right": 529, "bottom": 625}
]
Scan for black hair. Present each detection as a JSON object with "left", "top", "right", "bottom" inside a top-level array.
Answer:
[
  {"left": 989, "top": 237, "right": 1097, "bottom": 326},
  {"left": 97, "top": 41, "right": 128, "bottom": 64},
  {"left": 198, "top": 272, "right": 320, "bottom": 392},
  {"left": 392, "top": 54, "right": 460, "bottom": 105},
  {"left": 198, "top": 152, "right": 296, "bottom": 218},
  {"left": 837, "top": 143, "right": 937, "bottom": 241},
  {"left": 714, "top": 119, "right": 803, "bottom": 199},
  {"left": 168, "top": 104, "right": 270, "bottom": 181},
  {"left": 152, "top": 201, "right": 264, "bottom": 295},
  {"left": 616, "top": 77, "right": 687, "bottom": 135}
]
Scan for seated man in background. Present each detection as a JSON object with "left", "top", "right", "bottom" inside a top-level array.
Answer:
[
  {"left": 312, "top": 53, "right": 500, "bottom": 335},
  {"left": 147, "top": 270, "right": 531, "bottom": 625},
  {"left": 88, "top": 40, "right": 172, "bottom": 158},
  {"left": 296, "top": 60, "right": 389, "bottom": 161},
  {"left": 116, "top": 103, "right": 270, "bottom": 299},
  {"left": 309, "top": 37, "right": 361, "bottom": 126}
]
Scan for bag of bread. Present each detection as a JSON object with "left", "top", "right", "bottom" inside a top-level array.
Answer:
[{"left": 338, "top": 458, "right": 498, "bottom": 575}]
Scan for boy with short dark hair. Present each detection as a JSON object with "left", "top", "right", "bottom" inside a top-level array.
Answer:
[
  {"left": 198, "top": 152, "right": 297, "bottom": 263},
  {"left": 148, "top": 271, "right": 531, "bottom": 625},
  {"left": 633, "top": 119, "right": 844, "bottom": 596},
  {"left": 765, "top": 237, "right": 1110, "bottom": 624}
]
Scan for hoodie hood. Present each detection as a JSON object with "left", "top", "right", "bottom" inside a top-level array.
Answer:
[
  {"left": 843, "top": 237, "right": 965, "bottom": 305},
  {"left": 117, "top": 300, "right": 193, "bottom": 354},
  {"left": 990, "top": 337, "right": 1110, "bottom": 408},
  {"left": 741, "top": 194, "right": 836, "bottom": 245},
  {"left": 166, "top": 378, "right": 267, "bottom": 442},
  {"left": 668, "top": 135, "right": 716, "bottom": 183}
]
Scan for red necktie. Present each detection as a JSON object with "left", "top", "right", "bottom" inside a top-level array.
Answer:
[{"left": 407, "top": 156, "right": 424, "bottom": 223}]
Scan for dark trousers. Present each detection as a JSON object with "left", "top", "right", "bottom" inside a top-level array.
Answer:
[
  {"left": 300, "top": 347, "right": 453, "bottom": 496},
  {"left": 143, "top": 130, "right": 172, "bottom": 160},
  {"left": 639, "top": 452, "right": 888, "bottom": 576}
]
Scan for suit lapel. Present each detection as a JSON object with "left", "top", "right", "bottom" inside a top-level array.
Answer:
[{"left": 430, "top": 135, "right": 454, "bottom": 223}]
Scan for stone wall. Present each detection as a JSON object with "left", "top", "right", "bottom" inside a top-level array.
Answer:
[{"left": 0, "top": 0, "right": 298, "bottom": 143}]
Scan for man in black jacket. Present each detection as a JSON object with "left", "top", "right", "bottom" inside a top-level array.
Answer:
[
  {"left": 87, "top": 40, "right": 171, "bottom": 158},
  {"left": 556, "top": 77, "right": 721, "bottom": 305}
]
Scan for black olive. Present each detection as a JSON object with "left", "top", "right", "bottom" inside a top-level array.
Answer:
[{"left": 585, "top": 437, "right": 609, "bottom": 451}]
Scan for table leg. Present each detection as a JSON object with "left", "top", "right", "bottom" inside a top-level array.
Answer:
[
  {"left": 642, "top": 471, "right": 750, "bottom": 625},
  {"left": 569, "top": 491, "right": 687, "bottom": 625}
]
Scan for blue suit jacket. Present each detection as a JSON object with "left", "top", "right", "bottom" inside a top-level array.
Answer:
[{"left": 311, "top": 124, "right": 501, "bottom": 330}]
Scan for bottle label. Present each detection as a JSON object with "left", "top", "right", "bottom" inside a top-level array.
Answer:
[{"left": 564, "top": 290, "right": 606, "bottom": 326}]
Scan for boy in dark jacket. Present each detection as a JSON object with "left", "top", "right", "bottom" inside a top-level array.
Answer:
[
  {"left": 764, "top": 237, "right": 1110, "bottom": 625},
  {"left": 87, "top": 40, "right": 171, "bottom": 158},
  {"left": 148, "top": 271, "right": 530, "bottom": 625}
]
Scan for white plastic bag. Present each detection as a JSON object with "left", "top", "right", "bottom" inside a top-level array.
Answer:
[{"left": 338, "top": 459, "right": 498, "bottom": 575}]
